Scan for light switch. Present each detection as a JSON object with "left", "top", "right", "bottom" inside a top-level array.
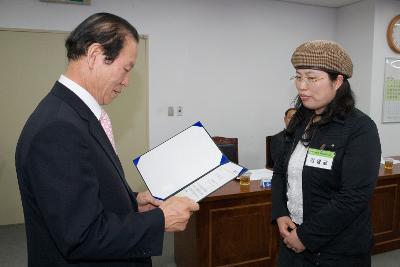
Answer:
[{"left": 168, "top": 106, "right": 174, "bottom": 116}]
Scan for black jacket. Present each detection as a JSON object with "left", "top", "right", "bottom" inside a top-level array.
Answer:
[
  {"left": 272, "top": 108, "right": 381, "bottom": 255},
  {"left": 15, "top": 82, "right": 164, "bottom": 266}
]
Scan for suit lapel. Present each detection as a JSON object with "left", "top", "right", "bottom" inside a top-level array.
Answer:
[
  {"left": 88, "top": 117, "right": 138, "bottom": 205},
  {"left": 50, "top": 82, "right": 135, "bottom": 200},
  {"left": 88, "top": 117, "right": 125, "bottom": 179}
]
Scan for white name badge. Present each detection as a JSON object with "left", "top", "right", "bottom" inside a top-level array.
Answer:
[{"left": 305, "top": 148, "right": 335, "bottom": 170}]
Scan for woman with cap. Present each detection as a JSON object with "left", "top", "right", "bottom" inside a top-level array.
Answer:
[{"left": 271, "top": 40, "right": 381, "bottom": 267}]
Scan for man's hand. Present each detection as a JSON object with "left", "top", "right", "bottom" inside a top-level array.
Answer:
[
  {"left": 283, "top": 228, "right": 305, "bottom": 253},
  {"left": 159, "top": 196, "right": 199, "bottom": 232},
  {"left": 136, "top": 191, "right": 162, "bottom": 212},
  {"left": 276, "top": 216, "right": 296, "bottom": 239}
]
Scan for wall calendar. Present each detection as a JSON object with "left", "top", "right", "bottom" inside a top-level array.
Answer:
[{"left": 383, "top": 58, "right": 400, "bottom": 123}]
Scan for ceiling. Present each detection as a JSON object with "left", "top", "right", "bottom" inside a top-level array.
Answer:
[{"left": 277, "top": 0, "right": 363, "bottom": 8}]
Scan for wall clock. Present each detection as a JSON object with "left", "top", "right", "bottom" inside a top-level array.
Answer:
[{"left": 387, "top": 15, "right": 400, "bottom": 53}]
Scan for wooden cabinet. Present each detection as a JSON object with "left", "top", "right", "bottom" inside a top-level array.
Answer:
[
  {"left": 175, "top": 181, "right": 279, "bottom": 267},
  {"left": 175, "top": 158, "right": 400, "bottom": 266},
  {"left": 371, "top": 160, "right": 400, "bottom": 254}
]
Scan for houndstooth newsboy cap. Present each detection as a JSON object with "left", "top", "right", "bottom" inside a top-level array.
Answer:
[{"left": 291, "top": 40, "right": 353, "bottom": 78}]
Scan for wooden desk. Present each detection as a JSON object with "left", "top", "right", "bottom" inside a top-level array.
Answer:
[
  {"left": 175, "top": 159, "right": 400, "bottom": 266},
  {"left": 175, "top": 180, "right": 278, "bottom": 267},
  {"left": 371, "top": 156, "right": 400, "bottom": 254}
]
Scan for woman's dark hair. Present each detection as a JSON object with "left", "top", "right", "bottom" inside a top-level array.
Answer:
[
  {"left": 65, "top": 13, "right": 139, "bottom": 63},
  {"left": 286, "top": 71, "right": 355, "bottom": 145}
]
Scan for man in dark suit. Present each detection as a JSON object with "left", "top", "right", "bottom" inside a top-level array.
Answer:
[
  {"left": 15, "top": 13, "right": 199, "bottom": 267},
  {"left": 270, "top": 108, "right": 296, "bottom": 168}
]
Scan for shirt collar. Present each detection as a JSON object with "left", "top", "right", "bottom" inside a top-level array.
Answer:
[{"left": 58, "top": 74, "right": 102, "bottom": 120}]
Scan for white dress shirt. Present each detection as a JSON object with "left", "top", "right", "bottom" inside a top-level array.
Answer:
[
  {"left": 286, "top": 141, "right": 307, "bottom": 225},
  {"left": 58, "top": 74, "right": 102, "bottom": 120}
]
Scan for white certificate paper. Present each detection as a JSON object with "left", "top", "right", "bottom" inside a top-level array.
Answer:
[
  {"left": 176, "top": 162, "right": 243, "bottom": 202},
  {"left": 133, "top": 122, "right": 246, "bottom": 201}
]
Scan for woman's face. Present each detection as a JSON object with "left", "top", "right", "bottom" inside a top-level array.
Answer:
[{"left": 293, "top": 69, "right": 343, "bottom": 114}]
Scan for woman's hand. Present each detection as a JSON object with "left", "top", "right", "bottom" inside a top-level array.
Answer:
[
  {"left": 283, "top": 228, "right": 306, "bottom": 253},
  {"left": 276, "top": 216, "right": 296, "bottom": 239}
]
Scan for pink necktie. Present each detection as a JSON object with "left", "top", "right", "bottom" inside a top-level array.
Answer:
[{"left": 99, "top": 109, "right": 117, "bottom": 152}]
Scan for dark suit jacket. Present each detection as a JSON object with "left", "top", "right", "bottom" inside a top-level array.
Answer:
[{"left": 15, "top": 82, "right": 164, "bottom": 266}]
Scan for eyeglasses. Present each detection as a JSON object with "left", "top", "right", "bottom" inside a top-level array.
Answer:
[{"left": 290, "top": 75, "right": 325, "bottom": 85}]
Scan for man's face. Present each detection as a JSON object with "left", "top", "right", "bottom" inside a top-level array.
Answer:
[{"left": 91, "top": 37, "right": 138, "bottom": 105}]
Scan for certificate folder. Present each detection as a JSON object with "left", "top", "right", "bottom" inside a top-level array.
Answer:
[{"left": 133, "top": 121, "right": 246, "bottom": 202}]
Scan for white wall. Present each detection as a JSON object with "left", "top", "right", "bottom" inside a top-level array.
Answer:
[
  {"left": 0, "top": 1, "right": 337, "bottom": 264},
  {"left": 336, "top": 0, "right": 400, "bottom": 158},
  {"left": 143, "top": 0, "right": 337, "bottom": 169},
  {"left": 2, "top": 0, "right": 399, "bottom": 265},
  {"left": 0, "top": 0, "right": 336, "bottom": 169},
  {"left": 336, "top": 0, "right": 375, "bottom": 114},
  {"left": 370, "top": 0, "right": 400, "bottom": 157}
]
